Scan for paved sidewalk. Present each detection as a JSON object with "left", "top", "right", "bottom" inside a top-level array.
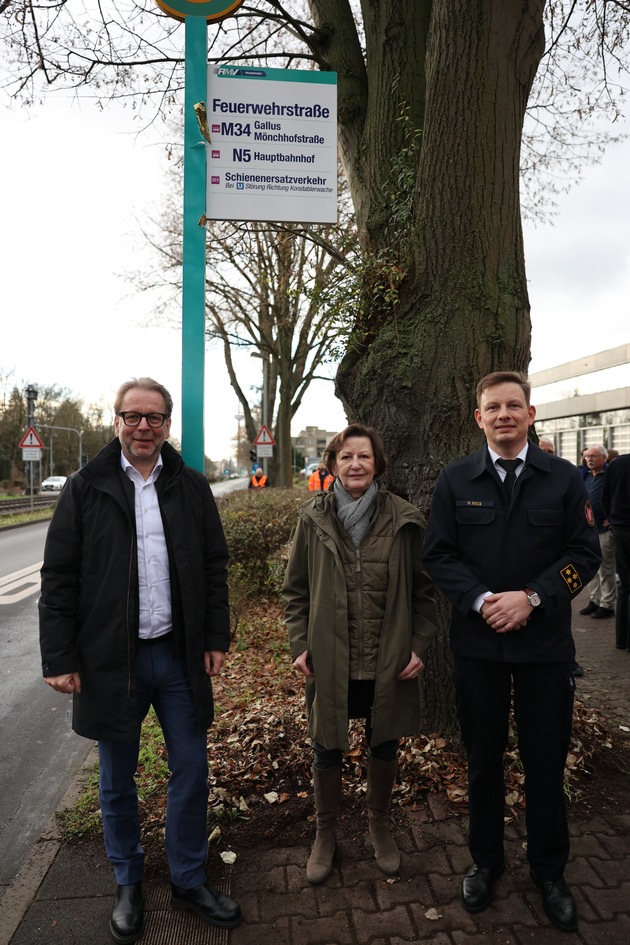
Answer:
[{"left": 3, "top": 589, "right": 629, "bottom": 945}]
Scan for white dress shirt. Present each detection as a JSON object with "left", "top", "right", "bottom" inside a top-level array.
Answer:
[{"left": 120, "top": 453, "right": 172, "bottom": 640}]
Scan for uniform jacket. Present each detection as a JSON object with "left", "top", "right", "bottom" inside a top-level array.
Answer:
[
  {"left": 423, "top": 443, "right": 601, "bottom": 663},
  {"left": 282, "top": 488, "right": 437, "bottom": 751},
  {"left": 39, "top": 439, "right": 231, "bottom": 742}
]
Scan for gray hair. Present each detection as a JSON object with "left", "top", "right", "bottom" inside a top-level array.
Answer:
[{"left": 114, "top": 377, "right": 174, "bottom": 416}]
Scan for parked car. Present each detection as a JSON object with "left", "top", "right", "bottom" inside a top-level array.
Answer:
[{"left": 41, "top": 476, "right": 67, "bottom": 492}]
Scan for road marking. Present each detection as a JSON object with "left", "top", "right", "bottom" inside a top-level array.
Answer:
[{"left": 0, "top": 562, "right": 42, "bottom": 604}]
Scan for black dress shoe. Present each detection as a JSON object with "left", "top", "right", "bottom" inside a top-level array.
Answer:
[
  {"left": 591, "top": 606, "right": 614, "bottom": 619},
  {"left": 110, "top": 882, "right": 144, "bottom": 944},
  {"left": 530, "top": 870, "right": 578, "bottom": 932},
  {"left": 461, "top": 863, "right": 504, "bottom": 913},
  {"left": 171, "top": 881, "right": 242, "bottom": 929},
  {"left": 579, "top": 601, "right": 597, "bottom": 615}
]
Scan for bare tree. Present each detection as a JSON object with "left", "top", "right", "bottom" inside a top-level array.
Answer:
[{"left": 137, "top": 164, "right": 357, "bottom": 486}]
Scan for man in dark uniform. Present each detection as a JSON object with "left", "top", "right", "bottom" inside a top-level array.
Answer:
[
  {"left": 424, "top": 371, "right": 601, "bottom": 933},
  {"left": 602, "top": 451, "right": 630, "bottom": 650}
]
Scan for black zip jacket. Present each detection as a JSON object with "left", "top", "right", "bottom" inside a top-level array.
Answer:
[{"left": 39, "top": 439, "right": 230, "bottom": 742}]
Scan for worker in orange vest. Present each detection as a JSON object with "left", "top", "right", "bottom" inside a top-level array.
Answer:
[
  {"left": 308, "top": 463, "right": 334, "bottom": 492},
  {"left": 249, "top": 468, "right": 268, "bottom": 489}
]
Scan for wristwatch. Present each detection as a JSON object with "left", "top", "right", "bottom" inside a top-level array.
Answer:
[{"left": 524, "top": 588, "right": 541, "bottom": 608}]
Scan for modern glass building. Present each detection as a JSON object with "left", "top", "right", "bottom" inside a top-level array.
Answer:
[{"left": 531, "top": 344, "right": 630, "bottom": 462}]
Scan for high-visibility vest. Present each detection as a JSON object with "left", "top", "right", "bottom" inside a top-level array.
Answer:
[
  {"left": 251, "top": 473, "right": 267, "bottom": 488},
  {"left": 308, "top": 471, "right": 334, "bottom": 492}
]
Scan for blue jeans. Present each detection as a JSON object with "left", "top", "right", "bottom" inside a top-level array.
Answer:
[{"left": 98, "top": 636, "right": 209, "bottom": 887}]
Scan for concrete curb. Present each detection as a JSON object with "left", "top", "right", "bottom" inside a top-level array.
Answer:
[{"left": 0, "top": 746, "right": 98, "bottom": 945}]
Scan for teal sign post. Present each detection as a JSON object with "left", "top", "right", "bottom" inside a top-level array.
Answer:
[{"left": 153, "top": 0, "right": 245, "bottom": 471}]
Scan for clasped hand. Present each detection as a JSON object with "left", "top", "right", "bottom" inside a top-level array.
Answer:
[{"left": 481, "top": 591, "right": 531, "bottom": 633}]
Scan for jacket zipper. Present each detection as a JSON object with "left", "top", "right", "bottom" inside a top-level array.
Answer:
[
  {"left": 126, "top": 531, "right": 134, "bottom": 697},
  {"left": 355, "top": 546, "right": 365, "bottom": 676}
]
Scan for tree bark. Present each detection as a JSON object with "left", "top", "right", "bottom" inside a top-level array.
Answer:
[{"left": 329, "top": 0, "right": 545, "bottom": 730}]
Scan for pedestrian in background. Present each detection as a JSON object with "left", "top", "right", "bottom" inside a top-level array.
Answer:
[
  {"left": 283, "top": 424, "right": 437, "bottom": 884},
  {"left": 39, "top": 377, "right": 241, "bottom": 944},
  {"left": 602, "top": 451, "right": 630, "bottom": 651},
  {"left": 249, "top": 467, "right": 268, "bottom": 488},
  {"left": 423, "top": 371, "right": 600, "bottom": 933},
  {"left": 580, "top": 445, "right": 615, "bottom": 620},
  {"left": 307, "top": 461, "right": 334, "bottom": 492}
]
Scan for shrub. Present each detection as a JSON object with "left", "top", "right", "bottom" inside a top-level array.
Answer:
[{"left": 217, "top": 488, "right": 305, "bottom": 603}]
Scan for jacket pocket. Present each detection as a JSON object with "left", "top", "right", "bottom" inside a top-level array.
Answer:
[
  {"left": 526, "top": 507, "right": 564, "bottom": 527},
  {"left": 455, "top": 507, "right": 496, "bottom": 525}
]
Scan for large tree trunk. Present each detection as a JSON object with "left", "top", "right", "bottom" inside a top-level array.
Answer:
[{"left": 329, "top": 0, "right": 546, "bottom": 731}]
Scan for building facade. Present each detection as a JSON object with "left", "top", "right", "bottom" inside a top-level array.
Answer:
[
  {"left": 531, "top": 344, "right": 630, "bottom": 462},
  {"left": 292, "top": 425, "right": 338, "bottom": 465}
]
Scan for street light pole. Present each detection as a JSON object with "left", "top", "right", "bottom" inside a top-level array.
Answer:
[
  {"left": 38, "top": 424, "right": 84, "bottom": 471},
  {"left": 250, "top": 351, "right": 271, "bottom": 477},
  {"left": 234, "top": 413, "right": 244, "bottom": 472}
]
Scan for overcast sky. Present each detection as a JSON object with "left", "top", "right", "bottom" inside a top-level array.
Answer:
[{"left": 1, "top": 95, "right": 629, "bottom": 461}]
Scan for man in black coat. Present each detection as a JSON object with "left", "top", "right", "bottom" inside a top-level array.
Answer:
[
  {"left": 424, "top": 371, "right": 601, "bottom": 933},
  {"left": 39, "top": 377, "right": 241, "bottom": 944},
  {"left": 602, "top": 451, "right": 630, "bottom": 650}
]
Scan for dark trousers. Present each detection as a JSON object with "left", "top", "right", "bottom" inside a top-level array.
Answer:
[
  {"left": 453, "top": 656, "right": 575, "bottom": 880},
  {"left": 98, "top": 636, "right": 209, "bottom": 887},
  {"left": 613, "top": 527, "right": 630, "bottom": 649},
  {"left": 312, "top": 679, "right": 398, "bottom": 769}
]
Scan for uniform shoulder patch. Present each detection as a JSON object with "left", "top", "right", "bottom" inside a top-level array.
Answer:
[
  {"left": 584, "top": 500, "right": 595, "bottom": 527},
  {"left": 560, "top": 564, "right": 583, "bottom": 594}
]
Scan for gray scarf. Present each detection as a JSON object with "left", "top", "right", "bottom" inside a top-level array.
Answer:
[{"left": 333, "top": 478, "right": 379, "bottom": 548}]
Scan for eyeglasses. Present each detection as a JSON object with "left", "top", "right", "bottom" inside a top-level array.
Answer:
[{"left": 117, "top": 412, "right": 170, "bottom": 428}]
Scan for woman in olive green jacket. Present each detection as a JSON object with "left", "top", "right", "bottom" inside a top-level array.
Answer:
[{"left": 283, "top": 424, "right": 437, "bottom": 884}]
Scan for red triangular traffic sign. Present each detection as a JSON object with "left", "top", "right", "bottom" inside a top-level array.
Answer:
[
  {"left": 19, "top": 426, "right": 44, "bottom": 449},
  {"left": 253, "top": 424, "right": 275, "bottom": 446}
]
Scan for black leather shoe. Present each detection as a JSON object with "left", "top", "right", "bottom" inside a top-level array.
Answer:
[
  {"left": 171, "top": 882, "right": 242, "bottom": 929},
  {"left": 591, "top": 606, "right": 614, "bottom": 619},
  {"left": 461, "top": 863, "right": 504, "bottom": 913},
  {"left": 110, "top": 883, "right": 144, "bottom": 944},
  {"left": 530, "top": 870, "right": 578, "bottom": 932},
  {"left": 579, "top": 601, "right": 597, "bottom": 615}
]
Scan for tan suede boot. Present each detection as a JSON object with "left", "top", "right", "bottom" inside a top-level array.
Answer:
[
  {"left": 366, "top": 757, "right": 400, "bottom": 875},
  {"left": 306, "top": 765, "right": 342, "bottom": 884}
]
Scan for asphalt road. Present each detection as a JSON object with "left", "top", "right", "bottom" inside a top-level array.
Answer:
[{"left": 0, "top": 522, "right": 94, "bottom": 895}]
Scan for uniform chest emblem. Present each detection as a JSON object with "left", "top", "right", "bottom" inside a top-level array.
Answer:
[{"left": 584, "top": 500, "right": 595, "bottom": 527}]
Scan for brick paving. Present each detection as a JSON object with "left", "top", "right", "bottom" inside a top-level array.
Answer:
[
  {"left": 4, "top": 589, "right": 629, "bottom": 944},
  {"left": 227, "top": 589, "right": 630, "bottom": 945}
]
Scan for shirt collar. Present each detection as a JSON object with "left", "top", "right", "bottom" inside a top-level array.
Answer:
[
  {"left": 119, "top": 450, "right": 163, "bottom": 483},
  {"left": 488, "top": 443, "right": 529, "bottom": 468}
]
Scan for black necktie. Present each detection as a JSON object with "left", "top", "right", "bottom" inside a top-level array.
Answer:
[{"left": 496, "top": 458, "right": 522, "bottom": 499}]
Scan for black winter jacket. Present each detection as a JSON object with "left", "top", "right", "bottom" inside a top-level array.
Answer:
[{"left": 39, "top": 439, "right": 230, "bottom": 742}]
